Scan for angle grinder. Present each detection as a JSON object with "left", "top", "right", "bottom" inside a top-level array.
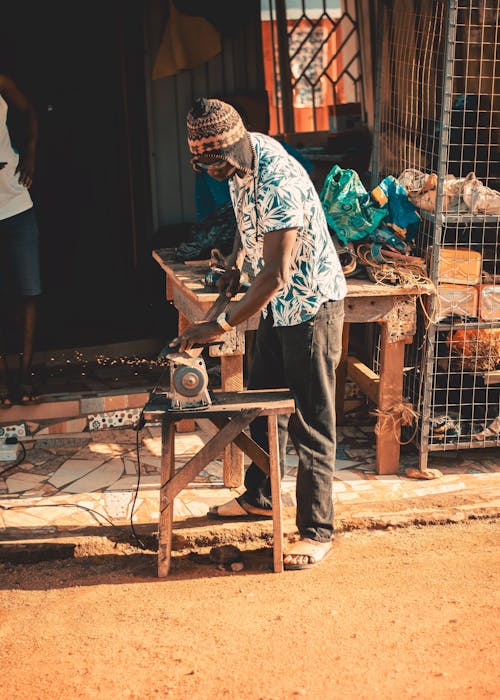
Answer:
[{"left": 152, "top": 292, "right": 232, "bottom": 411}]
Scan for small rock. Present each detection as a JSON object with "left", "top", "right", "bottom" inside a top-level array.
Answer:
[
  {"left": 210, "top": 544, "right": 242, "bottom": 565},
  {"left": 230, "top": 561, "right": 244, "bottom": 572}
]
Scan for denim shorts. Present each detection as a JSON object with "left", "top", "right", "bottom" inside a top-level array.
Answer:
[{"left": 0, "top": 207, "right": 41, "bottom": 296}]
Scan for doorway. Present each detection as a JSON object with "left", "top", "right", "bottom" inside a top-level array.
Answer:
[{"left": 0, "top": 0, "right": 159, "bottom": 351}]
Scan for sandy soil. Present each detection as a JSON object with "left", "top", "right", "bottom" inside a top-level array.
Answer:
[{"left": 0, "top": 520, "right": 498, "bottom": 700}]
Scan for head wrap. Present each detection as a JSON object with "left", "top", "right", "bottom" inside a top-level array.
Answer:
[{"left": 186, "top": 98, "right": 254, "bottom": 172}]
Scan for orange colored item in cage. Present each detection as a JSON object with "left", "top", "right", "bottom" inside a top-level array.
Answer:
[
  {"left": 477, "top": 285, "right": 500, "bottom": 321},
  {"left": 436, "top": 248, "right": 482, "bottom": 285},
  {"left": 446, "top": 328, "right": 500, "bottom": 371},
  {"left": 437, "top": 284, "right": 478, "bottom": 319}
]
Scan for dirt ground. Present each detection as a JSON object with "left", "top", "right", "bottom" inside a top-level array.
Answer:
[{"left": 0, "top": 520, "right": 498, "bottom": 700}]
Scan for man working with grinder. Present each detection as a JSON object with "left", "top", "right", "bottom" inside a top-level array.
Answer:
[{"left": 170, "top": 98, "right": 347, "bottom": 570}]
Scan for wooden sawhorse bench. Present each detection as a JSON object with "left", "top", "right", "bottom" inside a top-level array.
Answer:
[{"left": 144, "top": 389, "right": 295, "bottom": 577}]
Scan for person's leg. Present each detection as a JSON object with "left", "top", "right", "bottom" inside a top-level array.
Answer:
[
  {"left": 0, "top": 219, "right": 13, "bottom": 407},
  {"left": 209, "top": 309, "right": 289, "bottom": 517},
  {"left": 17, "top": 295, "right": 38, "bottom": 395},
  {"left": 280, "top": 299, "right": 344, "bottom": 566},
  {"left": 0, "top": 350, "right": 12, "bottom": 408},
  {"left": 242, "top": 310, "right": 288, "bottom": 509},
  {"left": 7, "top": 208, "right": 41, "bottom": 402}
]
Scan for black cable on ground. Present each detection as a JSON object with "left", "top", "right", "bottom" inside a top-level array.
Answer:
[
  {"left": 1, "top": 371, "right": 168, "bottom": 550},
  {"left": 130, "top": 409, "right": 147, "bottom": 550}
]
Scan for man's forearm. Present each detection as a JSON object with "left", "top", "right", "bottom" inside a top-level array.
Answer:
[
  {"left": 225, "top": 268, "right": 283, "bottom": 327},
  {"left": 225, "top": 229, "right": 245, "bottom": 269}
]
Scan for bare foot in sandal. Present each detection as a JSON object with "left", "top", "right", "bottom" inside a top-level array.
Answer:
[
  {"left": 284, "top": 538, "right": 334, "bottom": 570},
  {"left": 208, "top": 497, "right": 273, "bottom": 519},
  {"left": 18, "top": 382, "right": 41, "bottom": 405}
]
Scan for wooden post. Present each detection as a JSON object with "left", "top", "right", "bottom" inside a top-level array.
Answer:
[
  {"left": 268, "top": 414, "right": 284, "bottom": 573},
  {"left": 176, "top": 312, "right": 196, "bottom": 433},
  {"left": 335, "top": 322, "right": 350, "bottom": 425},
  {"left": 158, "top": 417, "right": 176, "bottom": 577},
  {"left": 376, "top": 325, "right": 405, "bottom": 475},
  {"left": 221, "top": 354, "right": 245, "bottom": 487}
]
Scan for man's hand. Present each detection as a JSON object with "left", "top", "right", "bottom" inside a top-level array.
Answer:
[
  {"left": 15, "top": 153, "right": 35, "bottom": 188},
  {"left": 169, "top": 321, "right": 225, "bottom": 353},
  {"left": 216, "top": 268, "right": 241, "bottom": 298}
]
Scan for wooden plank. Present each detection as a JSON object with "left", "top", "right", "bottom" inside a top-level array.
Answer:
[
  {"left": 344, "top": 295, "right": 403, "bottom": 324},
  {"left": 335, "top": 322, "right": 350, "bottom": 425},
  {"left": 347, "top": 356, "right": 380, "bottom": 405},
  {"left": 376, "top": 326, "right": 405, "bottom": 475},
  {"left": 221, "top": 354, "right": 245, "bottom": 487},
  {"left": 208, "top": 416, "right": 270, "bottom": 475},
  {"left": 268, "top": 414, "right": 284, "bottom": 573},
  {"left": 143, "top": 390, "right": 295, "bottom": 421},
  {"left": 153, "top": 256, "right": 431, "bottom": 301},
  {"left": 345, "top": 278, "right": 433, "bottom": 298},
  {"left": 160, "top": 408, "right": 262, "bottom": 507},
  {"left": 158, "top": 418, "right": 176, "bottom": 578}
]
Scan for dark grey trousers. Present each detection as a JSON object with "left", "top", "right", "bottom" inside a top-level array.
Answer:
[{"left": 239, "top": 298, "right": 345, "bottom": 542}]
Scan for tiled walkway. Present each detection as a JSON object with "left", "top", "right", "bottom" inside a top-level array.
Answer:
[{"left": 1, "top": 416, "right": 499, "bottom": 538}]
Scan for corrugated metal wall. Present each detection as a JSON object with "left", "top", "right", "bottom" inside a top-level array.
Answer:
[{"left": 145, "top": 0, "right": 265, "bottom": 228}]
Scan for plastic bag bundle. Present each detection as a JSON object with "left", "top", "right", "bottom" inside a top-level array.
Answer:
[{"left": 320, "top": 165, "right": 387, "bottom": 244}]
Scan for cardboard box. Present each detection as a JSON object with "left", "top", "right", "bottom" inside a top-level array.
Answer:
[
  {"left": 437, "top": 248, "right": 482, "bottom": 285},
  {"left": 437, "top": 283, "right": 478, "bottom": 319},
  {"left": 477, "top": 284, "right": 500, "bottom": 321}
]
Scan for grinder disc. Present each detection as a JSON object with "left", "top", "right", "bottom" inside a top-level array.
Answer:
[{"left": 172, "top": 364, "right": 207, "bottom": 397}]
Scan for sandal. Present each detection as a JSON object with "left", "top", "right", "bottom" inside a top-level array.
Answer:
[
  {"left": 18, "top": 382, "right": 41, "bottom": 405},
  {"left": 207, "top": 497, "right": 273, "bottom": 520},
  {"left": 283, "top": 537, "right": 334, "bottom": 571}
]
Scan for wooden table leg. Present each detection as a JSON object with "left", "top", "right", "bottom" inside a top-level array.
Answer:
[
  {"left": 376, "top": 325, "right": 405, "bottom": 475},
  {"left": 268, "top": 414, "right": 284, "bottom": 573},
  {"left": 176, "top": 313, "right": 195, "bottom": 433},
  {"left": 335, "top": 322, "right": 350, "bottom": 425},
  {"left": 158, "top": 417, "right": 176, "bottom": 577},
  {"left": 221, "top": 354, "right": 245, "bottom": 487}
]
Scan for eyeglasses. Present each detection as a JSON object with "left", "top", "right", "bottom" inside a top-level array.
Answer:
[{"left": 191, "top": 157, "right": 226, "bottom": 172}]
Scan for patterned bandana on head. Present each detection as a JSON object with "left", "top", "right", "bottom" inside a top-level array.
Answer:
[{"left": 187, "top": 98, "right": 254, "bottom": 173}]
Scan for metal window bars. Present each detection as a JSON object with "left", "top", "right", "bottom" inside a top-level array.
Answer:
[
  {"left": 373, "top": 0, "right": 499, "bottom": 468},
  {"left": 262, "top": 0, "right": 364, "bottom": 134}
]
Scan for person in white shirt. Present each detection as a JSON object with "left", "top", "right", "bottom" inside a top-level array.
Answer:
[{"left": 0, "top": 74, "right": 40, "bottom": 407}]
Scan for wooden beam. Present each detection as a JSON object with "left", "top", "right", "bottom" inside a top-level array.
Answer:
[
  {"left": 347, "top": 356, "right": 380, "bottom": 405},
  {"left": 376, "top": 327, "right": 405, "bottom": 475},
  {"left": 268, "top": 414, "right": 284, "bottom": 573},
  {"left": 158, "top": 418, "right": 176, "bottom": 577},
  {"left": 160, "top": 408, "right": 262, "bottom": 509},
  {"left": 221, "top": 354, "right": 245, "bottom": 487},
  {"left": 208, "top": 416, "right": 270, "bottom": 475}
]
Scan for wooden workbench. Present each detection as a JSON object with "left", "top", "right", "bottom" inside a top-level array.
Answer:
[
  {"left": 153, "top": 250, "right": 430, "bottom": 478},
  {"left": 144, "top": 389, "right": 295, "bottom": 576}
]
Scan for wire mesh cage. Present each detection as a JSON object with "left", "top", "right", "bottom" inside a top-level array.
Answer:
[{"left": 373, "top": 0, "right": 500, "bottom": 467}]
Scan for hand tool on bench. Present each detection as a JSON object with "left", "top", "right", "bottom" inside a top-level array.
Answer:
[{"left": 153, "top": 292, "right": 231, "bottom": 411}]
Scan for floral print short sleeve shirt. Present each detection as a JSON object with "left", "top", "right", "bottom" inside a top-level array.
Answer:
[{"left": 228, "top": 133, "right": 347, "bottom": 327}]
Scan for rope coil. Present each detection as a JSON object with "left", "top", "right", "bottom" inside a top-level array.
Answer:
[{"left": 372, "top": 402, "right": 420, "bottom": 445}]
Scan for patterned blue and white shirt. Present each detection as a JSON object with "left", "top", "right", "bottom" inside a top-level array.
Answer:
[{"left": 228, "top": 133, "right": 346, "bottom": 327}]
